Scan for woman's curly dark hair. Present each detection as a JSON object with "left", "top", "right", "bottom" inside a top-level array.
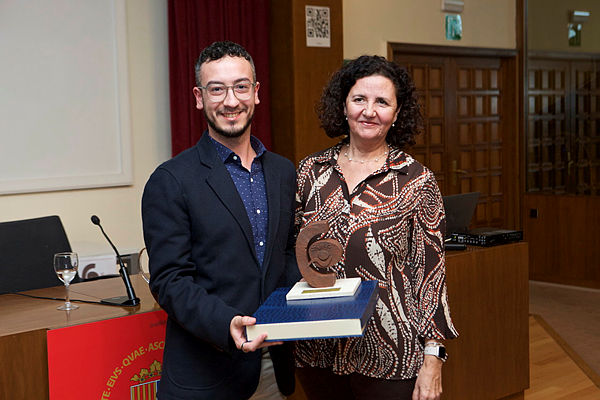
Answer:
[{"left": 317, "top": 55, "right": 423, "bottom": 149}]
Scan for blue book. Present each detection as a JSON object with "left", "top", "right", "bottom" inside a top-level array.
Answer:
[{"left": 246, "top": 280, "right": 379, "bottom": 341}]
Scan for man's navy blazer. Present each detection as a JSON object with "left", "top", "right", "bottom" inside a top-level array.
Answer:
[{"left": 142, "top": 133, "right": 300, "bottom": 400}]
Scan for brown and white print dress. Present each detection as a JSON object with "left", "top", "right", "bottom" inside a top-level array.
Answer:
[{"left": 294, "top": 142, "right": 459, "bottom": 380}]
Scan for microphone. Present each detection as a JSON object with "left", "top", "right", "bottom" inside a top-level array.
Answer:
[{"left": 91, "top": 215, "right": 140, "bottom": 307}]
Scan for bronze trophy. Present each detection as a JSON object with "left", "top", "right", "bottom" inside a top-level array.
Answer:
[{"left": 287, "top": 220, "right": 361, "bottom": 300}]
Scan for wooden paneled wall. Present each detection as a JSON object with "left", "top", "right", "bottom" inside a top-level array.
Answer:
[
  {"left": 524, "top": 194, "right": 600, "bottom": 288},
  {"left": 526, "top": 55, "right": 600, "bottom": 195},
  {"left": 269, "top": 0, "right": 342, "bottom": 165},
  {"left": 524, "top": 53, "right": 600, "bottom": 288}
]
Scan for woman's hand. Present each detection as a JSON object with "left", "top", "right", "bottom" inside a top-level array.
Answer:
[{"left": 412, "top": 355, "right": 443, "bottom": 400}]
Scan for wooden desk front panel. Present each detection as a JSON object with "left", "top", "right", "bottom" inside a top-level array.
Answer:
[
  {"left": 0, "top": 275, "right": 159, "bottom": 400},
  {"left": 443, "top": 242, "right": 529, "bottom": 400},
  {"left": 0, "top": 329, "right": 48, "bottom": 400}
]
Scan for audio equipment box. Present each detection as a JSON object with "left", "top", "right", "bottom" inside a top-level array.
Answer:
[{"left": 449, "top": 228, "right": 523, "bottom": 247}]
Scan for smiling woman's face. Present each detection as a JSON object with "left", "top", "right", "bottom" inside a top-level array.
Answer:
[{"left": 344, "top": 74, "right": 399, "bottom": 144}]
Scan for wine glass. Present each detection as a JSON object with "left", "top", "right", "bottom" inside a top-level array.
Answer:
[
  {"left": 138, "top": 247, "right": 150, "bottom": 284},
  {"left": 54, "top": 252, "right": 79, "bottom": 311}
]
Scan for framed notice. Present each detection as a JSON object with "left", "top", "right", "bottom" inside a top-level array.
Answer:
[
  {"left": 47, "top": 310, "right": 167, "bottom": 400},
  {"left": 306, "top": 5, "right": 331, "bottom": 47}
]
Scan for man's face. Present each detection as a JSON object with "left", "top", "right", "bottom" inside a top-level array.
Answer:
[{"left": 193, "top": 56, "right": 260, "bottom": 139}]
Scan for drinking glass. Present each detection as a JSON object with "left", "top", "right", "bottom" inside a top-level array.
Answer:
[
  {"left": 138, "top": 247, "right": 150, "bottom": 284},
  {"left": 54, "top": 252, "right": 79, "bottom": 311}
]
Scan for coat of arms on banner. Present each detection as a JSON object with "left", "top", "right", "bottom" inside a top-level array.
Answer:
[{"left": 130, "top": 360, "right": 161, "bottom": 400}]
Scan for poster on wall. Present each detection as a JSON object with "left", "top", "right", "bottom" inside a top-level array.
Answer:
[
  {"left": 47, "top": 310, "right": 167, "bottom": 400},
  {"left": 306, "top": 5, "right": 330, "bottom": 47}
]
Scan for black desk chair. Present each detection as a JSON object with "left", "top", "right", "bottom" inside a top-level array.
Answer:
[{"left": 0, "top": 215, "right": 79, "bottom": 294}]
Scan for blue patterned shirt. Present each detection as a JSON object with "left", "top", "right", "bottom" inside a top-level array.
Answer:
[{"left": 209, "top": 135, "right": 269, "bottom": 267}]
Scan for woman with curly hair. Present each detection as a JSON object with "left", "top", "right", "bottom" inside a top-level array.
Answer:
[{"left": 294, "top": 55, "right": 458, "bottom": 400}]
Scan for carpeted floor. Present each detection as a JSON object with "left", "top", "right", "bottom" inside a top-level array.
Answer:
[{"left": 529, "top": 280, "right": 600, "bottom": 382}]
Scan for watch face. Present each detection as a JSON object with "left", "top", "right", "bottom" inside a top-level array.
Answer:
[{"left": 438, "top": 347, "right": 446, "bottom": 358}]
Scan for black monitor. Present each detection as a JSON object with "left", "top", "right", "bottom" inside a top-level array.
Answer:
[{"left": 442, "top": 192, "right": 480, "bottom": 238}]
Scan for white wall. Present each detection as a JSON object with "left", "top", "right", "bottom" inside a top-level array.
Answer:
[
  {"left": 343, "top": 0, "right": 516, "bottom": 58},
  {"left": 0, "top": 0, "right": 171, "bottom": 255}
]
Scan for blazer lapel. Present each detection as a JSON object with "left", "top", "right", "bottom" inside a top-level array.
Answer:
[
  {"left": 196, "top": 134, "right": 257, "bottom": 264},
  {"left": 262, "top": 152, "right": 281, "bottom": 272}
]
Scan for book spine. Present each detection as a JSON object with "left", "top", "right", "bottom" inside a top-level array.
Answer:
[{"left": 360, "top": 282, "right": 380, "bottom": 328}]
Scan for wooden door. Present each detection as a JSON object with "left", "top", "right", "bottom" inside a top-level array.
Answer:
[
  {"left": 526, "top": 58, "right": 570, "bottom": 193},
  {"left": 391, "top": 47, "right": 519, "bottom": 229},
  {"left": 572, "top": 59, "right": 600, "bottom": 195},
  {"left": 527, "top": 56, "right": 600, "bottom": 195},
  {"left": 524, "top": 54, "right": 600, "bottom": 288}
]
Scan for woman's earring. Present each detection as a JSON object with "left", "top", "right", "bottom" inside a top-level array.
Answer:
[{"left": 392, "top": 123, "right": 395, "bottom": 127}]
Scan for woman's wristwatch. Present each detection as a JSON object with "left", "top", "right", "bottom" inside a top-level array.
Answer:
[{"left": 424, "top": 342, "right": 448, "bottom": 362}]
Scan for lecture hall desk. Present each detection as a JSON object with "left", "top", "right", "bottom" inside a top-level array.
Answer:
[
  {"left": 0, "top": 275, "right": 159, "bottom": 399},
  {"left": 1, "top": 243, "right": 528, "bottom": 400}
]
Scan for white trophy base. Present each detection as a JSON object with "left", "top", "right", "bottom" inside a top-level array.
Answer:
[{"left": 286, "top": 277, "right": 362, "bottom": 301}]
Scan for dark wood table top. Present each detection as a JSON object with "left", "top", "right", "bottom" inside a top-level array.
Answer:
[{"left": 0, "top": 274, "right": 161, "bottom": 337}]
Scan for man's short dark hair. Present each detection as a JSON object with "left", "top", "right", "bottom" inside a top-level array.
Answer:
[{"left": 195, "top": 41, "right": 256, "bottom": 86}]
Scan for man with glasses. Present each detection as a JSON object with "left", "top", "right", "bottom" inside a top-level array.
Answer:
[{"left": 142, "top": 41, "right": 299, "bottom": 400}]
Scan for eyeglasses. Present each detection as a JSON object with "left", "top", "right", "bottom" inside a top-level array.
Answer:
[{"left": 197, "top": 81, "right": 257, "bottom": 102}]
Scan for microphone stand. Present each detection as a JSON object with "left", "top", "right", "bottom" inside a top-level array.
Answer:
[{"left": 91, "top": 216, "right": 140, "bottom": 307}]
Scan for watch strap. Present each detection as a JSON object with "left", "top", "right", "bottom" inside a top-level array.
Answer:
[{"left": 424, "top": 344, "right": 448, "bottom": 362}]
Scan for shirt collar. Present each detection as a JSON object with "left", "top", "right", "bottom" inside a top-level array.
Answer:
[{"left": 208, "top": 134, "right": 267, "bottom": 163}]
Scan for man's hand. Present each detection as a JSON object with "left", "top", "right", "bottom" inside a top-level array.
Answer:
[
  {"left": 412, "top": 355, "right": 443, "bottom": 400},
  {"left": 229, "top": 315, "right": 282, "bottom": 353}
]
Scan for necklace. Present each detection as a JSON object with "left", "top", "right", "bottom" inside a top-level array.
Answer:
[{"left": 344, "top": 144, "right": 389, "bottom": 164}]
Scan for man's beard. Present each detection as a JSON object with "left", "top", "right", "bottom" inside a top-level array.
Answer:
[{"left": 204, "top": 108, "right": 254, "bottom": 138}]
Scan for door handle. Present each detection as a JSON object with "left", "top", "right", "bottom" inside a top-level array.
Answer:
[
  {"left": 451, "top": 160, "right": 468, "bottom": 174},
  {"left": 451, "top": 160, "right": 467, "bottom": 185}
]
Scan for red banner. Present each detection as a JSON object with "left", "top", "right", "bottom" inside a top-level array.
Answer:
[{"left": 47, "top": 310, "right": 167, "bottom": 400}]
